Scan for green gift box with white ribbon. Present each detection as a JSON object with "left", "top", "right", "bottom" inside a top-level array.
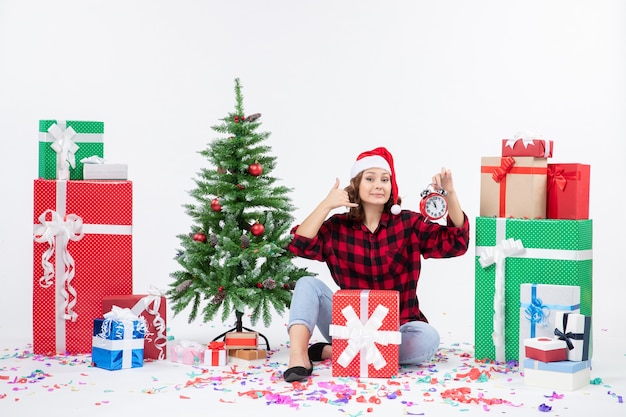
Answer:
[
  {"left": 474, "top": 217, "right": 592, "bottom": 363},
  {"left": 38, "top": 120, "right": 104, "bottom": 180}
]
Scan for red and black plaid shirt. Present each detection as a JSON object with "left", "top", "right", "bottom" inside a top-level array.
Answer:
[{"left": 288, "top": 210, "right": 470, "bottom": 325}]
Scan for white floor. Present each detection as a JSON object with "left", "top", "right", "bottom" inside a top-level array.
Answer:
[{"left": 1, "top": 319, "right": 624, "bottom": 417}]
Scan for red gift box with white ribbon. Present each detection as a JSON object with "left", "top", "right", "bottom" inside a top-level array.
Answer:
[
  {"left": 32, "top": 179, "right": 133, "bottom": 354},
  {"left": 329, "top": 289, "right": 401, "bottom": 378},
  {"left": 501, "top": 136, "right": 554, "bottom": 158},
  {"left": 102, "top": 293, "right": 167, "bottom": 360}
]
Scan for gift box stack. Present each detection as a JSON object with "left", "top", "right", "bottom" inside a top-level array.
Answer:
[
  {"left": 102, "top": 293, "right": 168, "bottom": 360},
  {"left": 33, "top": 119, "right": 134, "bottom": 355},
  {"left": 474, "top": 133, "right": 593, "bottom": 389},
  {"left": 328, "top": 289, "right": 402, "bottom": 378},
  {"left": 522, "top": 308, "right": 592, "bottom": 390},
  {"left": 224, "top": 331, "right": 268, "bottom": 361}
]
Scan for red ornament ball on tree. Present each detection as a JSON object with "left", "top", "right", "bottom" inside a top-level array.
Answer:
[
  {"left": 256, "top": 282, "right": 263, "bottom": 288},
  {"left": 193, "top": 232, "right": 207, "bottom": 243},
  {"left": 210, "top": 198, "right": 222, "bottom": 211},
  {"left": 250, "top": 222, "right": 265, "bottom": 236},
  {"left": 248, "top": 162, "right": 263, "bottom": 176}
]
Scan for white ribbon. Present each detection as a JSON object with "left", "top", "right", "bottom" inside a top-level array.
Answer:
[
  {"left": 104, "top": 305, "right": 138, "bottom": 321},
  {"left": 97, "top": 307, "right": 145, "bottom": 369},
  {"left": 329, "top": 292, "right": 401, "bottom": 375},
  {"left": 80, "top": 155, "right": 106, "bottom": 164},
  {"left": 478, "top": 237, "right": 525, "bottom": 363},
  {"left": 33, "top": 209, "right": 84, "bottom": 322},
  {"left": 129, "top": 288, "right": 168, "bottom": 360},
  {"left": 504, "top": 131, "right": 545, "bottom": 151},
  {"left": 48, "top": 121, "right": 79, "bottom": 180}
]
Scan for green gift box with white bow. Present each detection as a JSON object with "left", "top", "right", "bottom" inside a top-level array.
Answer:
[
  {"left": 38, "top": 120, "right": 104, "bottom": 180},
  {"left": 474, "top": 217, "right": 592, "bottom": 363}
]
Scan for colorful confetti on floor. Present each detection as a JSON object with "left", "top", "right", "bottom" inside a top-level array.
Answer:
[{"left": 1, "top": 338, "right": 623, "bottom": 417}]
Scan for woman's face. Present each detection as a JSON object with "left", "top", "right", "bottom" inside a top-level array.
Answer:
[{"left": 358, "top": 168, "right": 392, "bottom": 207}]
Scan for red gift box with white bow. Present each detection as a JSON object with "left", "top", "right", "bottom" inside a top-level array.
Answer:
[
  {"left": 102, "top": 294, "right": 167, "bottom": 360},
  {"left": 32, "top": 179, "right": 133, "bottom": 354},
  {"left": 329, "top": 290, "right": 401, "bottom": 378},
  {"left": 501, "top": 137, "right": 554, "bottom": 158}
]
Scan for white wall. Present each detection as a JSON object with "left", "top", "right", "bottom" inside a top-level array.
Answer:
[{"left": 1, "top": 0, "right": 624, "bottom": 346}]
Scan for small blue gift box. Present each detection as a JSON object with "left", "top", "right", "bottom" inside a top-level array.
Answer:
[{"left": 92, "top": 317, "right": 146, "bottom": 370}]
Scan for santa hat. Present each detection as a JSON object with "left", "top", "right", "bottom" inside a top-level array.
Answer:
[{"left": 350, "top": 146, "right": 401, "bottom": 215}]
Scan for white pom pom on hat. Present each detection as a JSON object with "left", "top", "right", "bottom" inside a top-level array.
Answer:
[{"left": 350, "top": 146, "right": 401, "bottom": 214}]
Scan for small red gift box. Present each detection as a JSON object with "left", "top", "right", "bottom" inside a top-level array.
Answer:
[
  {"left": 547, "top": 163, "right": 590, "bottom": 220},
  {"left": 524, "top": 337, "right": 568, "bottom": 362},
  {"left": 224, "top": 332, "right": 258, "bottom": 349},
  {"left": 502, "top": 138, "right": 553, "bottom": 158},
  {"left": 32, "top": 179, "right": 133, "bottom": 354},
  {"left": 329, "top": 290, "right": 401, "bottom": 378},
  {"left": 480, "top": 156, "right": 547, "bottom": 218},
  {"left": 102, "top": 294, "right": 167, "bottom": 360},
  {"left": 204, "top": 341, "right": 227, "bottom": 366}
]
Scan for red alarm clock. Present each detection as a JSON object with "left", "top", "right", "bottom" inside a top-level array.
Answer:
[{"left": 419, "top": 183, "right": 448, "bottom": 221}]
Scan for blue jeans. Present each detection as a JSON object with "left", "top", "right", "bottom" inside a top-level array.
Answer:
[{"left": 287, "top": 276, "right": 440, "bottom": 365}]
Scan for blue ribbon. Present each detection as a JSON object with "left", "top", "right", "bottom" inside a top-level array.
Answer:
[{"left": 520, "top": 284, "right": 580, "bottom": 337}]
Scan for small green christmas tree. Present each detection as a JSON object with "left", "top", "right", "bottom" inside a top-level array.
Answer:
[{"left": 168, "top": 78, "right": 310, "bottom": 339}]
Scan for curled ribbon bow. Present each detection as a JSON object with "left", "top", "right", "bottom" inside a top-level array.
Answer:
[
  {"left": 48, "top": 122, "right": 79, "bottom": 180},
  {"left": 524, "top": 296, "right": 550, "bottom": 328},
  {"left": 491, "top": 157, "right": 515, "bottom": 183},
  {"left": 33, "top": 209, "right": 84, "bottom": 321},
  {"left": 130, "top": 289, "right": 168, "bottom": 359},
  {"left": 478, "top": 238, "right": 525, "bottom": 363}
]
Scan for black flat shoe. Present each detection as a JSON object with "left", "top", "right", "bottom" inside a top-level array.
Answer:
[
  {"left": 284, "top": 361, "right": 313, "bottom": 382},
  {"left": 308, "top": 342, "right": 331, "bottom": 362}
]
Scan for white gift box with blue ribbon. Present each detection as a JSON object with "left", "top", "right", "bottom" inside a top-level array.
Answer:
[
  {"left": 523, "top": 358, "right": 591, "bottom": 391},
  {"left": 92, "top": 306, "right": 146, "bottom": 370},
  {"left": 518, "top": 283, "right": 580, "bottom": 370}
]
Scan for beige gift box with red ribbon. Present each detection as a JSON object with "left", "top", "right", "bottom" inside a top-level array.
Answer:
[{"left": 480, "top": 156, "right": 548, "bottom": 219}]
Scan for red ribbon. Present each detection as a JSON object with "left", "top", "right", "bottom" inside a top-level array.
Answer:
[
  {"left": 481, "top": 158, "right": 547, "bottom": 217},
  {"left": 491, "top": 156, "right": 515, "bottom": 182},
  {"left": 548, "top": 166, "right": 579, "bottom": 192},
  {"left": 208, "top": 341, "right": 225, "bottom": 350}
]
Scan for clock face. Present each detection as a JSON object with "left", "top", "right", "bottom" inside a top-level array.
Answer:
[{"left": 423, "top": 194, "right": 447, "bottom": 220}]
